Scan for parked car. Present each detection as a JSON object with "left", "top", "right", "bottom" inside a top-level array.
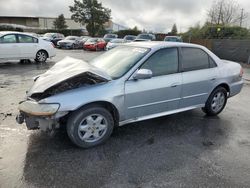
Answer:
[
  {"left": 42, "top": 33, "right": 65, "bottom": 46},
  {"left": 103, "top": 34, "right": 118, "bottom": 43},
  {"left": 134, "top": 33, "right": 156, "bottom": 42},
  {"left": 105, "top": 39, "right": 125, "bottom": 50},
  {"left": 78, "top": 36, "right": 91, "bottom": 48},
  {"left": 83, "top": 38, "right": 106, "bottom": 51},
  {"left": 57, "top": 36, "right": 81, "bottom": 49},
  {"left": 164, "top": 36, "right": 183, "bottom": 42},
  {"left": 17, "top": 42, "right": 244, "bottom": 148},
  {"left": 123, "top": 35, "right": 137, "bottom": 42},
  {"left": 0, "top": 31, "right": 56, "bottom": 63}
]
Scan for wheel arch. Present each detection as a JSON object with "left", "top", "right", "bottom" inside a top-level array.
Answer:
[
  {"left": 74, "top": 101, "right": 120, "bottom": 126},
  {"left": 214, "top": 83, "right": 230, "bottom": 95},
  {"left": 36, "top": 49, "right": 49, "bottom": 58}
]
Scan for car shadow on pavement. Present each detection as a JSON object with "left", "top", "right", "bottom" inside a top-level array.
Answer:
[{"left": 22, "top": 109, "right": 232, "bottom": 188}]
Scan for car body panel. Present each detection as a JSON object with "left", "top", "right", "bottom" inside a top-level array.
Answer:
[{"left": 124, "top": 73, "right": 182, "bottom": 119}]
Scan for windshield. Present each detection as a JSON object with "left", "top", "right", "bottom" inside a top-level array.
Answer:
[
  {"left": 90, "top": 46, "right": 150, "bottom": 79},
  {"left": 137, "top": 34, "right": 152, "bottom": 40},
  {"left": 87, "top": 38, "right": 98, "bottom": 42},
  {"left": 104, "top": 34, "right": 116, "bottom": 39}
]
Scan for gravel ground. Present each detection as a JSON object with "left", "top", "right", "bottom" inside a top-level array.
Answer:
[{"left": 0, "top": 49, "right": 250, "bottom": 188}]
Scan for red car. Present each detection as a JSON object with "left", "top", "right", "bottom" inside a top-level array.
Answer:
[{"left": 83, "top": 38, "right": 107, "bottom": 51}]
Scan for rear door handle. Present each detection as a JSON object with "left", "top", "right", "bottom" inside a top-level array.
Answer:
[{"left": 210, "top": 78, "right": 216, "bottom": 81}]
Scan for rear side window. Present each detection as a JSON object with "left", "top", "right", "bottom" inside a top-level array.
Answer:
[
  {"left": 0, "top": 34, "right": 17, "bottom": 43},
  {"left": 18, "top": 35, "right": 37, "bottom": 43},
  {"left": 181, "top": 48, "right": 209, "bottom": 72},
  {"left": 141, "top": 48, "right": 179, "bottom": 77}
]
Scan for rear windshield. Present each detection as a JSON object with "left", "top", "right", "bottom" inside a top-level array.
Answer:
[{"left": 65, "top": 36, "right": 78, "bottom": 40}]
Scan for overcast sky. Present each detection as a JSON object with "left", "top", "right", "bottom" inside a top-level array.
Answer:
[{"left": 0, "top": 0, "right": 249, "bottom": 32}]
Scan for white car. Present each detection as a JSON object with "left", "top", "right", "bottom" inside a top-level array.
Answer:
[
  {"left": 0, "top": 31, "right": 56, "bottom": 63},
  {"left": 106, "top": 39, "right": 125, "bottom": 50}
]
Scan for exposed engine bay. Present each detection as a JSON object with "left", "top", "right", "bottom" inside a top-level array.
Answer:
[{"left": 30, "top": 72, "right": 107, "bottom": 101}]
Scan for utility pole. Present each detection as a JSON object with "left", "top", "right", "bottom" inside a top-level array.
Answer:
[{"left": 240, "top": 8, "right": 244, "bottom": 27}]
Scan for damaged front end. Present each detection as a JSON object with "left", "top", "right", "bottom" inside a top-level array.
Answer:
[
  {"left": 16, "top": 57, "right": 111, "bottom": 133},
  {"left": 17, "top": 100, "right": 64, "bottom": 133},
  {"left": 30, "top": 72, "right": 108, "bottom": 101}
]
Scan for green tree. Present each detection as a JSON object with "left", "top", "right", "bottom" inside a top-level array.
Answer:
[
  {"left": 69, "top": 0, "right": 111, "bottom": 37},
  {"left": 171, "top": 24, "right": 177, "bottom": 35},
  {"left": 133, "top": 26, "right": 138, "bottom": 31},
  {"left": 53, "top": 14, "right": 68, "bottom": 30}
]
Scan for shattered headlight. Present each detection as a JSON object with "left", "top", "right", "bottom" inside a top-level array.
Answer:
[{"left": 18, "top": 101, "right": 60, "bottom": 116}]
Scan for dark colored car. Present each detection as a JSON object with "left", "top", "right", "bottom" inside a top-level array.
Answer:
[
  {"left": 134, "top": 34, "right": 156, "bottom": 42},
  {"left": 164, "top": 36, "right": 183, "bottom": 42},
  {"left": 42, "top": 33, "right": 65, "bottom": 46},
  {"left": 103, "top": 34, "right": 118, "bottom": 43},
  {"left": 83, "top": 38, "right": 107, "bottom": 51}
]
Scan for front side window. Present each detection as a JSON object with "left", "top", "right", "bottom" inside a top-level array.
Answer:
[
  {"left": 18, "top": 35, "right": 36, "bottom": 43},
  {"left": 181, "top": 48, "right": 209, "bottom": 72},
  {"left": 0, "top": 34, "right": 17, "bottom": 43},
  {"left": 141, "top": 48, "right": 179, "bottom": 77}
]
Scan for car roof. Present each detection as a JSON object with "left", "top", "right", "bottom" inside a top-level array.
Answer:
[
  {"left": 124, "top": 41, "right": 204, "bottom": 50},
  {"left": 0, "top": 31, "right": 22, "bottom": 35},
  {"left": 0, "top": 31, "right": 37, "bottom": 38}
]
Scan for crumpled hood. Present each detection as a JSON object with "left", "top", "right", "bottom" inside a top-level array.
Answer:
[{"left": 28, "top": 57, "right": 111, "bottom": 95}]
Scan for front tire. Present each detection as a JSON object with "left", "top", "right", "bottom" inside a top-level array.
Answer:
[
  {"left": 35, "top": 50, "right": 48, "bottom": 63},
  {"left": 202, "top": 87, "right": 228, "bottom": 116},
  {"left": 67, "top": 105, "right": 114, "bottom": 148}
]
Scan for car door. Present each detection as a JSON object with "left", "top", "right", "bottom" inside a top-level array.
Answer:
[
  {"left": 180, "top": 47, "right": 218, "bottom": 108},
  {"left": 124, "top": 48, "right": 182, "bottom": 119},
  {"left": 17, "top": 34, "right": 38, "bottom": 59},
  {"left": 0, "top": 34, "right": 20, "bottom": 59}
]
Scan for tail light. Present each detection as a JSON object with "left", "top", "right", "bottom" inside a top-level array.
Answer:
[
  {"left": 240, "top": 67, "right": 244, "bottom": 77},
  {"left": 51, "top": 42, "right": 55, "bottom": 48}
]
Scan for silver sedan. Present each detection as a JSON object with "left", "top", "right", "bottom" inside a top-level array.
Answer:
[{"left": 17, "top": 42, "right": 244, "bottom": 148}]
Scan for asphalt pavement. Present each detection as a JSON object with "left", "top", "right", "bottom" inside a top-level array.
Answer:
[{"left": 0, "top": 49, "right": 250, "bottom": 188}]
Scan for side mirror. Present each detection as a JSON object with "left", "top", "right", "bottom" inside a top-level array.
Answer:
[{"left": 133, "top": 69, "right": 153, "bottom": 80}]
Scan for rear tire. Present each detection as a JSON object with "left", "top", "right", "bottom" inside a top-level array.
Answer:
[
  {"left": 67, "top": 105, "right": 114, "bottom": 148},
  {"left": 202, "top": 87, "right": 228, "bottom": 116},
  {"left": 35, "top": 50, "right": 48, "bottom": 63}
]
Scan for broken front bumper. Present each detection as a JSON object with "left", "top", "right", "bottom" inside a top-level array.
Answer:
[{"left": 16, "top": 100, "right": 66, "bottom": 131}]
